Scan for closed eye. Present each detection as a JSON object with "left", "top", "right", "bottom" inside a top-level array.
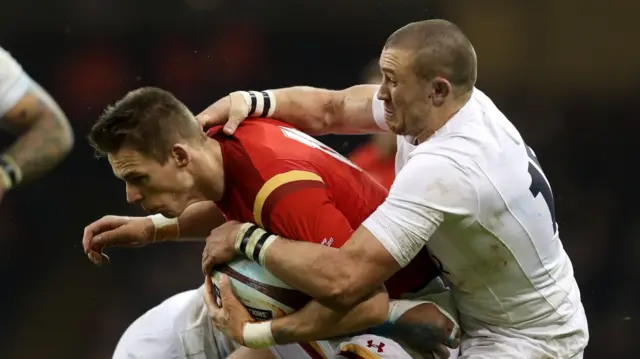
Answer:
[{"left": 123, "top": 173, "right": 149, "bottom": 184}]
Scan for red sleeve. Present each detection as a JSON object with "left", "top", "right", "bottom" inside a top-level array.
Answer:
[{"left": 253, "top": 169, "right": 353, "bottom": 248}]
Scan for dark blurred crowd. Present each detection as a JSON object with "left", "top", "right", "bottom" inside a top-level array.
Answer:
[{"left": 1, "top": 1, "right": 639, "bottom": 358}]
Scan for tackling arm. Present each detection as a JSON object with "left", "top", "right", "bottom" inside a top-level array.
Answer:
[
  {"left": 263, "top": 226, "right": 401, "bottom": 310},
  {"left": 268, "top": 85, "right": 382, "bottom": 135},
  {"left": 199, "top": 85, "right": 384, "bottom": 136}
]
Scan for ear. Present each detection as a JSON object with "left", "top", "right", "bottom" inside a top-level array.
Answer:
[
  {"left": 431, "top": 77, "right": 452, "bottom": 106},
  {"left": 170, "top": 144, "right": 191, "bottom": 169}
]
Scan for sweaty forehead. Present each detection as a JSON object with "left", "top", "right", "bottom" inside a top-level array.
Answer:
[
  {"left": 107, "top": 149, "right": 146, "bottom": 178},
  {"left": 379, "top": 48, "right": 411, "bottom": 73}
]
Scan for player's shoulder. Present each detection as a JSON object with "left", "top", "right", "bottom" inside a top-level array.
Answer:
[
  {"left": 0, "top": 47, "right": 24, "bottom": 81},
  {"left": 235, "top": 118, "right": 292, "bottom": 137},
  {"left": 416, "top": 89, "right": 520, "bottom": 162},
  {"left": 0, "top": 46, "right": 31, "bottom": 119},
  {"left": 209, "top": 118, "right": 292, "bottom": 148},
  {"left": 207, "top": 119, "right": 317, "bottom": 174}
]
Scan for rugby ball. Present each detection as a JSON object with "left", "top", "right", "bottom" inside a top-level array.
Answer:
[{"left": 212, "top": 258, "right": 311, "bottom": 321}]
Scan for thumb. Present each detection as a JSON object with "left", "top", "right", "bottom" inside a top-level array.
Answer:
[
  {"left": 224, "top": 92, "right": 250, "bottom": 135},
  {"left": 218, "top": 274, "right": 238, "bottom": 304}
]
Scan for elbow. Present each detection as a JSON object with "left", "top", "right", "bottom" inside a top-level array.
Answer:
[
  {"left": 59, "top": 123, "right": 74, "bottom": 156},
  {"left": 51, "top": 109, "right": 75, "bottom": 156},
  {"left": 307, "top": 89, "right": 343, "bottom": 136}
]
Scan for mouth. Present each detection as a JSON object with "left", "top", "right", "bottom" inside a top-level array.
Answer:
[{"left": 383, "top": 104, "right": 394, "bottom": 119}]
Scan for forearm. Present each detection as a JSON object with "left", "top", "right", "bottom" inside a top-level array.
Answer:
[
  {"left": 269, "top": 287, "right": 389, "bottom": 344},
  {"left": 234, "top": 224, "right": 400, "bottom": 310},
  {"left": 3, "top": 86, "right": 73, "bottom": 184},
  {"left": 157, "top": 201, "right": 225, "bottom": 242},
  {"left": 262, "top": 238, "right": 354, "bottom": 308},
  {"left": 269, "top": 85, "right": 380, "bottom": 135}
]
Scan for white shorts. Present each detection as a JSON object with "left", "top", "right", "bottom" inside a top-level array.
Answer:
[
  {"left": 459, "top": 304, "right": 589, "bottom": 359},
  {"left": 113, "top": 288, "right": 238, "bottom": 359},
  {"left": 114, "top": 285, "right": 461, "bottom": 359},
  {"left": 271, "top": 335, "right": 415, "bottom": 359}
]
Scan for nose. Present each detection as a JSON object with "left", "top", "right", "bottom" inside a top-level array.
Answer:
[
  {"left": 125, "top": 183, "right": 143, "bottom": 204},
  {"left": 377, "top": 83, "right": 390, "bottom": 101}
]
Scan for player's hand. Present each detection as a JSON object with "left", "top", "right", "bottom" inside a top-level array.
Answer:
[
  {"left": 203, "top": 273, "right": 254, "bottom": 345},
  {"left": 202, "top": 220, "right": 242, "bottom": 275},
  {"left": 82, "top": 215, "right": 154, "bottom": 265},
  {"left": 196, "top": 91, "right": 250, "bottom": 135},
  {"left": 394, "top": 303, "right": 460, "bottom": 358}
]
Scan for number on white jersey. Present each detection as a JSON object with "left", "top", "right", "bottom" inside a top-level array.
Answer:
[
  {"left": 526, "top": 146, "right": 557, "bottom": 234},
  {"left": 280, "top": 127, "right": 362, "bottom": 171}
]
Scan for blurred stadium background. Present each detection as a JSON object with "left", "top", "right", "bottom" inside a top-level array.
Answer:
[{"left": 0, "top": 0, "right": 637, "bottom": 357}]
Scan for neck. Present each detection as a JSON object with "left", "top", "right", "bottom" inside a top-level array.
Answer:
[
  {"left": 192, "top": 139, "right": 225, "bottom": 201},
  {"left": 415, "top": 91, "right": 472, "bottom": 144}
]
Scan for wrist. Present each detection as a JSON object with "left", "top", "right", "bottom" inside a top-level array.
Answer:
[
  {"left": 234, "top": 223, "right": 277, "bottom": 266},
  {"left": 235, "top": 90, "right": 276, "bottom": 118},
  {"left": 242, "top": 321, "right": 275, "bottom": 348},
  {"left": 147, "top": 214, "right": 180, "bottom": 242}
]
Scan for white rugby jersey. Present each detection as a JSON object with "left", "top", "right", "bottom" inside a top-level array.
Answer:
[
  {"left": 363, "top": 88, "right": 582, "bottom": 329},
  {"left": 0, "top": 47, "right": 30, "bottom": 121}
]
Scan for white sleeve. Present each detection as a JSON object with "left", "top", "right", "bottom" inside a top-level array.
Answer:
[
  {"left": 362, "top": 153, "right": 477, "bottom": 267},
  {"left": 0, "top": 47, "right": 30, "bottom": 118},
  {"left": 371, "top": 88, "right": 389, "bottom": 130}
]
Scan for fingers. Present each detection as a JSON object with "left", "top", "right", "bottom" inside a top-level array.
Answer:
[
  {"left": 196, "top": 97, "right": 231, "bottom": 130},
  {"left": 82, "top": 216, "right": 128, "bottom": 253},
  {"left": 202, "top": 244, "right": 213, "bottom": 276},
  {"left": 224, "top": 92, "right": 250, "bottom": 135},
  {"left": 87, "top": 250, "right": 110, "bottom": 266},
  {"left": 203, "top": 275, "right": 220, "bottom": 311},
  {"left": 204, "top": 275, "right": 228, "bottom": 327},
  {"left": 92, "top": 227, "right": 138, "bottom": 248},
  {"left": 218, "top": 274, "right": 237, "bottom": 304}
]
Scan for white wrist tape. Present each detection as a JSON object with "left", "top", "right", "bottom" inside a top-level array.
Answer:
[
  {"left": 238, "top": 90, "right": 276, "bottom": 118},
  {"left": 0, "top": 166, "right": 11, "bottom": 190},
  {"left": 148, "top": 214, "right": 179, "bottom": 241},
  {"left": 243, "top": 321, "right": 276, "bottom": 348},
  {"left": 388, "top": 300, "right": 460, "bottom": 347},
  {"left": 0, "top": 154, "right": 22, "bottom": 190},
  {"left": 234, "top": 223, "right": 277, "bottom": 266}
]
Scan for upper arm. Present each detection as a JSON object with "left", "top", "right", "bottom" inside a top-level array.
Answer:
[
  {"left": 252, "top": 168, "right": 354, "bottom": 247},
  {"left": 362, "top": 153, "right": 477, "bottom": 267}
]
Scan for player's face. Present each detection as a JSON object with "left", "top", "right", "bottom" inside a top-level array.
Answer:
[
  {"left": 378, "top": 47, "right": 432, "bottom": 137},
  {"left": 108, "top": 146, "right": 203, "bottom": 218}
]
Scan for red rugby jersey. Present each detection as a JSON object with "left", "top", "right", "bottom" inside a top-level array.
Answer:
[{"left": 207, "top": 118, "right": 437, "bottom": 298}]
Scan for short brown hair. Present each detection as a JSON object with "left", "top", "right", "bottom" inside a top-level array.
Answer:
[
  {"left": 385, "top": 19, "right": 477, "bottom": 95},
  {"left": 89, "top": 87, "right": 205, "bottom": 163}
]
